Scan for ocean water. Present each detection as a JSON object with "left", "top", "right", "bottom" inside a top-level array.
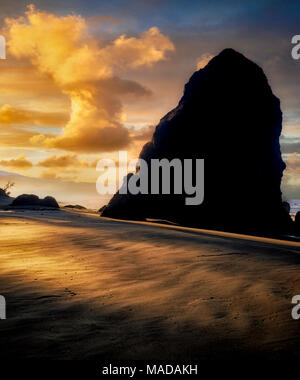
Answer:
[{"left": 288, "top": 199, "right": 300, "bottom": 216}]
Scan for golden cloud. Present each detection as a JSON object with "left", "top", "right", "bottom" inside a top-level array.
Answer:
[
  {"left": 100, "top": 27, "right": 175, "bottom": 69},
  {"left": 38, "top": 153, "right": 91, "bottom": 168},
  {"left": 286, "top": 152, "right": 298, "bottom": 167},
  {"left": 0, "top": 125, "right": 54, "bottom": 147},
  {"left": 196, "top": 53, "right": 214, "bottom": 70},
  {"left": 0, "top": 154, "right": 33, "bottom": 169},
  {"left": 40, "top": 168, "right": 80, "bottom": 180},
  {"left": 39, "top": 169, "right": 58, "bottom": 180},
  {"left": 4, "top": 4, "right": 174, "bottom": 153},
  {"left": 0, "top": 63, "right": 65, "bottom": 99},
  {"left": 131, "top": 125, "right": 155, "bottom": 141},
  {"left": 0, "top": 104, "right": 67, "bottom": 126}
]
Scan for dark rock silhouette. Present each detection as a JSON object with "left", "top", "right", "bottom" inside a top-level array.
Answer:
[
  {"left": 295, "top": 211, "right": 300, "bottom": 229},
  {"left": 282, "top": 201, "right": 291, "bottom": 214},
  {"left": 0, "top": 188, "right": 14, "bottom": 208},
  {"left": 64, "top": 204, "right": 86, "bottom": 210},
  {"left": 11, "top": 194, "right": 59, "bottom": 209},
  {"left": 0, "top": 188, "right": 8, "bottom": 198},
  {"left": 102, "top": 48, "right": 292, "bottom": 235},
  {"left": 98, "top": 205, "right": 107, "bottom": 213}
]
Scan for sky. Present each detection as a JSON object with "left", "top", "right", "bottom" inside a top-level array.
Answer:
[{"left": 0, "top": 0, "right": 300, "bottom": 207}]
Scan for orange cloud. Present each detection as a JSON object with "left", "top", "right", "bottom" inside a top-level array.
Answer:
[
  {"left": 4, "top": 4, "right": 174, "bottom": 153},
  {"left": 0, "top": 104, "right": 67, "bottom": 126},
  {"left": 38, "top": 153, "right": 91, "bottom": 168},
  {"left": 131, "top": 125, "right": 155, "bottom": 141},
  {"left": 40, "top": 168, "right": 80, "bottom": 180},
  {"left": 100, "top": 27, "right": 175, "bottom": 69},
  {"left": 0, "top": 155, "right": 33, "bottom": 169},
  {"left": 0, "top": 62, "right": 65, "bottom": 99},
  {"left": 39, "top": 169, "right": 58, "bottom": 180},
  {"left": 196, "top": 53, "right": 214, "bottom": 70},
  {"left": 0, "top": 125, "right": 54, "bottom": 147}
]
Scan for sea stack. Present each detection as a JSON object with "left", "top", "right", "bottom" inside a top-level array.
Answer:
[{"left": 102, "top": 48, "right": 292, "bottom": 235}]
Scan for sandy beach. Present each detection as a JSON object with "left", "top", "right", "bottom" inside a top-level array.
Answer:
[{"left": 1, "top": 208, "right": 300, "bottom": 360}]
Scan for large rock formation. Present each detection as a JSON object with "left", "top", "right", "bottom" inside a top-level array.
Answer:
[{"left": 102, "top": 49, "right": 292, "bottom": 235}]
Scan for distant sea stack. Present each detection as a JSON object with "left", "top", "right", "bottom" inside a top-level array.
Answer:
[{"left": 102, "top": 48, "right": 292, "bottom": 235}]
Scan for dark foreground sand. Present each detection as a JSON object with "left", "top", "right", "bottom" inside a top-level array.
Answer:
[{"left": 1, "top": 208, "right": 300, "bottom": 360}]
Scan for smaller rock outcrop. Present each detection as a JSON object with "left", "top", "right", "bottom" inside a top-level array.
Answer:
[
  {"left": 0, "top": 188, "right": 8, "bottom": 198},
  {"left": 64, "top": 204, "right": 86, "bottom": 210},
  {"left": 11, "top": 194, "right": 59, "bottom": 209},
  {"left": 0, "top": 188, "right": 14, "bottom": 207}
]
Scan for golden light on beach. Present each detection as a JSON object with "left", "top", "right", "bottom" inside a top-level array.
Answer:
[
  {"left": 0, "top": 0, "right": 300, "bottom": 365},
  {"left": 1, "top": 210, "right": 300, "bottom": 360}
]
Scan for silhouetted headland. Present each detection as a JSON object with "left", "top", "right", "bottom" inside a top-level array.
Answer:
[{"left": 102, "top": 48, "right": 294, "bottom": 236}]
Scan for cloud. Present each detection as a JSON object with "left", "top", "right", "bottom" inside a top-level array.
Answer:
[
  {"left": 40, "top": 168, "right": 80, "bottom": 180},
  {"left": 97, "top": 77, "right": 152, "bottom": 97},
  {"left": 87, "top": 15, "right": 121, "bottom": 26},
  {"left": 0, "top": 154, "right": 33, "bottom": 169},
  {"left": 196, "top": 53, "right": 214, "bottom": 70},
  {"left": 283, "top": 152, "right": 300, "bottom": 174},
  {"left": 285, "top": 152, "right": 299, "bottom": 168},
  {"left": 4, "top": 5, "right": 174, "bottom": 153},
  {"left": 0, "top": 62, "right": 65, "bottom": 99},
  {"left": 131, "top": 125, "right": 155, "bottom": 141},
  {"left": 39, "top": 169, "right": 58, "bottom": 180},
  {"left": 281, "top": 140, "right": 300, "bottom": 154},
  {"left": 281, "top": 153, "right": 300, "bottom": 199},
  {"left": 0, "top": 125, "right": 54, "bottom": 147},
  {"left": 38, "top": 153, "right": 91, "bottom": 168},
  {"left": 0, "top": 104, "right": 67, "bottom": 126},
  {"left": 100, "top": 26, "right": 175, "bottom": 69}
]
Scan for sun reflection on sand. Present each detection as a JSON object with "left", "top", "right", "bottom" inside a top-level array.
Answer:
[{"left": 1, "top": 210, "right": 300, "bottom": 359}]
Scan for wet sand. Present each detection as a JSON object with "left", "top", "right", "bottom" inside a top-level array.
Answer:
[{"left": 1, "top": 208, "right": 300, "bottom": 360}]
